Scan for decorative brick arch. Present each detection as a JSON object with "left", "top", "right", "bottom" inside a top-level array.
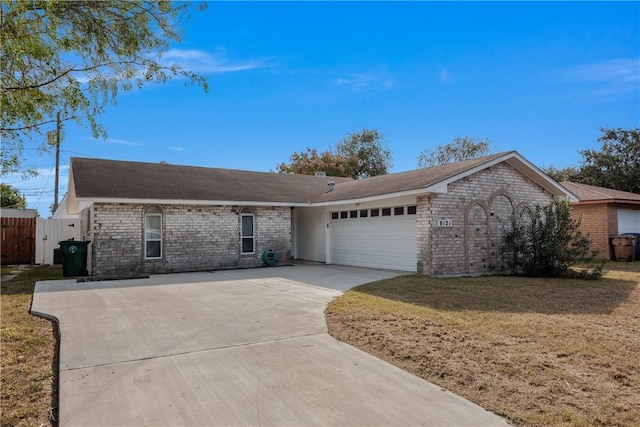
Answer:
[
  {"left": 464, "top": 201, "right": 490, "bottom": 274},
  {"left": 463, "top": 191, "right": 519, "bottom": 273},
  {"left": 488, "top": 192, "right": 514, "bottom": 271},
  {"left": 488, "top": 190, "right": 515, "bottom": 210},
  {"left": 514, "top": 202, "right": 534, "bottom": 219}
]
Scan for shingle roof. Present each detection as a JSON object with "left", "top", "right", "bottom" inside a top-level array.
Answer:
[
  {"left": 69, "top": 151, "right": 570, "bottom": 206},
  {"left": 70, "top": 158, "right": 353, "bottom": 203},
  {"left": 561, "top": 181, "right": 640, "bottom": 202},
  {"left": 314, "top": 152, "right": 509, "bottom": 202}
]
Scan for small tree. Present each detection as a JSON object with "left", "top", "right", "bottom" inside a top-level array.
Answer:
[{"left": 503, "top": 200, "right": 602, "bottom": 278}]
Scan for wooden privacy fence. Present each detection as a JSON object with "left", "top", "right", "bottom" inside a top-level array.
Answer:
[{"left": 1, "top": 217, "right": 36, "bottom": 264}]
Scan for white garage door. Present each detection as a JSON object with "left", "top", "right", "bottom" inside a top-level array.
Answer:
[
  {"left": 618, "top": 209, "right": 640, "bottom": 234},
  {"left": 329, "top": 206, "right": 417, "bottom": 272}
]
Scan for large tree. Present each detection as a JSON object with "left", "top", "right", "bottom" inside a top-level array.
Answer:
[
  {"left": 335, "top": 129, "right": 392, "bottom": 178},
  {"left": 575, "top": 128, "right": 640, "bottom": 194},
  {"left": 1, "top": 0, "right": 207, "bottom": 175},
  {"left": 417, "top": 136, "right": 492, "bottom": 168},
  {"left": 277, "top": 128, "right": 392, "bottom": 179},
  {"left": 276, "top": 148, "right": 358, "bottom": 178},
  {"left": 1, "top": 183, "right": 26, "bottom": 208}
]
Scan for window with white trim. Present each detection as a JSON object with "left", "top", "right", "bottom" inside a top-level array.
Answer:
[
  {"left": 145, "top": 206, "right": 163, "bottom": 259},
  {"left": 241, "top": 209, "right": 255, "bottom": 254}
]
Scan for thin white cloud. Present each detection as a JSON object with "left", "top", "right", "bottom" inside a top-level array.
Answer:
[
  {"left": 105, "top": 138, "right": 143, "bottom": 146},
  {"left": 161, "top": 49, "right": 267, "bottom": 74},
  {"left": 74, "top": 48, "right": 266, "bottom": 84},
  {"left": 561, "top": 58, "right": 639, "bottom": 98},
  {"left": 331, "top": 70, "right": 397, "bottom": 93},
  {"left": 565, "top": 58, "right": 639, "bottom": 84},
  {"left": 168, "top": 146, "right": 184, "bottom": 152}
]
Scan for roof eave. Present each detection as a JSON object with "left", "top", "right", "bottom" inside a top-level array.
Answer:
[
  {"left": 421, "top": 151, "right": 578, "bottom": 202},
  {"left": 76, "top": 197, "right": 309, "bottom": 207},
  {"left": 310, "top": 187, "right": 439, "bottom": 207},
  {"left": 572, "top": 199, "right": 640, "bottom": 206},
  {"left": 505, "top": 153, "right": 579, "bottom": 202}
]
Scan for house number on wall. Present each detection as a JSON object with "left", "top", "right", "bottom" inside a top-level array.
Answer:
[{"left": 437, "top": 218, "right": 453, "bottom": 227}]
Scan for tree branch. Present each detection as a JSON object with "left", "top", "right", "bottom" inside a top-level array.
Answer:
[{"left": 1, "top": 114, "right": 79, "bottom": 133}]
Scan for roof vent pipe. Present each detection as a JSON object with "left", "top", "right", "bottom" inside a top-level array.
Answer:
[{"left": 327, "top": 181, "right": 335, "bottom": 192}]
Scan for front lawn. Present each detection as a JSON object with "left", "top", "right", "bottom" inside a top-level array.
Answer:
[
  {"left": 326, "top": 262, "right": 640, "bottom": 426},
  {"left": 1, "top": 265, "right": 63, "bottom": 427}
]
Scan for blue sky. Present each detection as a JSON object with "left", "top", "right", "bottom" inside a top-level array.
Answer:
[{"left": 7, "top": 1, "right": 640, "bottom": 216}]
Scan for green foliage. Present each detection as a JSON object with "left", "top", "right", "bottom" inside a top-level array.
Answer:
[
  {"left": 1, "top": 0, "right": 207, "bottom": 175},
  {"left": 335, "top": 129, "right": 392, "bottom": 178},
  {"left": 1, "top": 184, "right": 26, "bottom": 208},
  {"left": 541, "top": 165, "right": 580, "bottom": 183},
  {"left": 417, "top": 136, "right": 492, "bottom": 168},
  {"left": 277, "top": 128, "right": 392, "bottom": 179},
  {"left": 276, "top": 148, "right": 358, "bottom": 178},
  {"left": 575, "top": 127, "right": 640, "bottom": 194},
  {"left": 504, "top": 200, "right": 603, "bottom": 278}
]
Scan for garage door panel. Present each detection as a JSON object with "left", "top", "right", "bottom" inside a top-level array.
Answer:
[
  {"left": 618, "top": 209, "right": 640, "bottom": 234},
  {"left": 330, "top": 214, "right": 417, "bottom": 272}
]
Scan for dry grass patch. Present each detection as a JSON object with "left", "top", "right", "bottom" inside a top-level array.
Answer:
[
  {"left": 1, "top": 265, "right": 63, "bottom": 427},
  {"left": 326, "top": 262, "right": 640, "bottom": 426}
]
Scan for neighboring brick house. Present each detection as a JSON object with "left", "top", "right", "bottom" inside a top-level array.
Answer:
[
  {"left": 561, "top": 181, "right": 640, "bottom": 259},
  {"left": 59, "top": 151, "right": 574, "bottom": 276}
]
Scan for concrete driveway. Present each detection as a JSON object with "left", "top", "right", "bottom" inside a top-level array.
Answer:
[{"left": 31, "top": 264, "right": 508, "bottom": 426}]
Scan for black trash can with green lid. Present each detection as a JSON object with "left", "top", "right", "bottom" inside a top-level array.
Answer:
[{"left": 59, "top": 240, "right": 91, "bottom": 277}]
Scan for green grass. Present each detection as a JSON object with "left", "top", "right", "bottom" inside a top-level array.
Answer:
[
  {"left": 1, "top": 265, "right": 63, "bottom": 427},
  {"left": 326, "top": 261, "right": 640, "bottom": 426}
]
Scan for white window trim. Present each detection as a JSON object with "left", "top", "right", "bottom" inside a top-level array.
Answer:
[
  {"left": 241, "top": 212, "right": 255, "bottom": 255},
  {"left": 145, "top": 211, "right": 163, "bottom": 259}
]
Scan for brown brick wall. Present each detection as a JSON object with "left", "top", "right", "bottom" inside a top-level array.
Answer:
[{"left": 571, "top": 203, "right": 617, "bottom": 259}]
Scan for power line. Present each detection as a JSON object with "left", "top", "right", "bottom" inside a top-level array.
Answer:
[
  {"left": 32, "top": 157, "right": 55, "bottom": 210},
  {"left": 62, "top": 149, "right": 100, "bottom": 158}
]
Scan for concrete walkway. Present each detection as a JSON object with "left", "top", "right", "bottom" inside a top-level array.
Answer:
[{"left": 32, "top": 264, "right": 508, "bottom": 426}]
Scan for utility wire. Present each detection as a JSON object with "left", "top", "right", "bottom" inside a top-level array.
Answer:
[
  {"left": 62, "top": 149, "right": 100, "bottom": 158},
  {"left": 32, "top": 157, "right": 55, "bottom": 210}
]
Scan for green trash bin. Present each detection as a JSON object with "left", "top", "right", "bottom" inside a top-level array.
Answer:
[{"left": 59, "top": 240, "right": 90, "bottom": 277}]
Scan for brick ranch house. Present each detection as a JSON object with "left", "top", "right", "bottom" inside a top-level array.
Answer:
[
  {"left": 561, "top": 181, "right": 640, "bottom": 259},
  {"left": 57, "top": 151, "right": 576, "bottom": 276}
]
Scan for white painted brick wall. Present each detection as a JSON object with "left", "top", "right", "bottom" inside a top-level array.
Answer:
[
  {"left": 419, "top": 163, "right": 553, "bottom": 276},
  {"left": 87, "top": 203, "right": 291, "bottom": 276}
]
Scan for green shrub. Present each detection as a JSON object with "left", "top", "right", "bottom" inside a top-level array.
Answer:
[{"left": 504, "top": 199, "right": 603, "bottom": 279}]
